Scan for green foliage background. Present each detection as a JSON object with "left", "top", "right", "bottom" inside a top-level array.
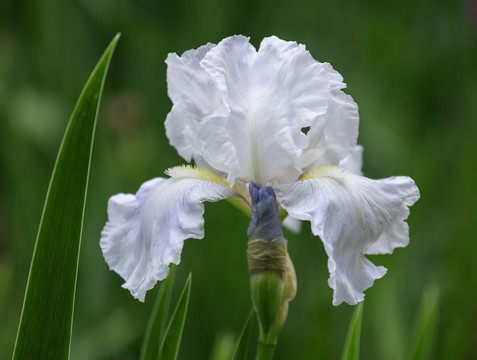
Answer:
[{"left": 1, "top": 0, "right": 476, "bottom": 358}]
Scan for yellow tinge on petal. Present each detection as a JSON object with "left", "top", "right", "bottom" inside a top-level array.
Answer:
[
  {"left": 166, "top": 165, "right": 256, "bottom": 217},
  {"left": 302, "top": 165, "right": 347, "bottom": 181},
  {"left": 166, "top": 165, "right": 230, "bottom": 187}
]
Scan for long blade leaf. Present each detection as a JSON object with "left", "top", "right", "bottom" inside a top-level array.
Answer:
[
  {"left": 12, "top": 34, "right": 120, "bottom": 360},
  {"left": 232, "top": 309, "right": 254, "bottom": 360},
  {"left": 158, "top": 273, "right": 192, "bottom": 360},
  {"left": 140, "top": 266, "right": 177, "bottom": 360},
  {"left": 341, "top": 303, "right": 364, "bottom": 360},
  {"left": 402, "top": 284, "right": 440, "bottom": 360}
]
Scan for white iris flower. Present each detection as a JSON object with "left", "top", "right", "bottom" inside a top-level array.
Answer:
[{"left": 100, "top": 35, "right": 419, "bottom": 306}]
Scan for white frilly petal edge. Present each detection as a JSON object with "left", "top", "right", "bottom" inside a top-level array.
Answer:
[
  {"left": 275, "top": 166, "right": 419, "bottom": 306},
  {"left": 300, "top": 63, "right": 359, "bottom": 172},
  {"left": 164, "top": 43, "right": 218, "bottom": 163},
  {"left": 100, "top": 175, "right": 234, "bottom": 301}
]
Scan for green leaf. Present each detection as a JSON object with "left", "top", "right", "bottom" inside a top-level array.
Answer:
[
  {"left": 158, "top": 273, "right": 192, "bottom": 360},
  {"left": 232, "top": 309, "right": 254, "bottom": 360},
  {"left": 341, "top": 303, "right": 364, "bottom": 360},
  {"left": 140, "top": 266, "right": 177, "bottom": 360},
  {"left": 12, "top": 34, "right": 120, "bottom": 360},
  {"left": 402, "top": 284, "right": 440, "bottom": 360}
]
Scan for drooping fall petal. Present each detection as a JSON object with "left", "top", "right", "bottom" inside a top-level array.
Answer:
[
  {"left": 275, "top": 166, "right": 419, "bottom": 305},
  {"left": 101, "top": 169, "right": 233, "bottom": 301}
]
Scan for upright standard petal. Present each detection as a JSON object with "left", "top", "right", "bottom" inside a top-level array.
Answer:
[
  {"left": 100, "top": 168, "right": 234, "bottom": 301},
  {"left": 300, "top": 63, "right": 359, "bottom": 171},
  {"left": 165, "top": 35, "right": 346, "bottom": 186},
  {"left": 165, "top": 43, "right": 220, "bottom": 164},
  {"left": 275, "top": 166, "right": 419, "bottom": 305},
  {"left": 199, "top": 35, "right": 331, "bottom": 185}
]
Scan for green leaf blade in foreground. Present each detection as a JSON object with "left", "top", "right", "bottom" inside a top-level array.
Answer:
[
  {"left": 402, "top": 284, "right": 440, "bottom": 360},
  {"left": 140, "top": 266, "right": 176, "bottom": 360},
  {"left": 341, "top": 303, "right": 364, "bottom": 360},
  {"left": 13, "top": 34, "right": 120, "bottom": 360},
  {"left": 158, "top": 274, "right": 192, "bottom": 360},
  {"left": 232, "top": 309, "right": 254, "bottom": 360}
]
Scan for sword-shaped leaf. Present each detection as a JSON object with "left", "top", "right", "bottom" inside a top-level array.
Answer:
[
  {"left": 13, "top": 34, "right": 120, "bottom": 360},
  {"left": 140, "top": 266, "right": 177, "bottom": 360},
  {"left": 341, "top": 303, "right": 364, "bottom": 360},
  {"left": 158, "top": 273, "right": 192, "bottom": 360}
]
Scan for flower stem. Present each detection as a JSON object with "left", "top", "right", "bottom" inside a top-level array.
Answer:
[{"left": 256, "top": 341, "right": 276, "bottom": 360}]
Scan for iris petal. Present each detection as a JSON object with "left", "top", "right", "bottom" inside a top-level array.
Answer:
[
  {"left": 300, "top": 64, "right": 359, "bottom": 171},
  {"left": 165, "top": 43, "right": 219, "bottom": 165},
  {"left": 165, "top": 35, "right": 354, "bottom": 185},
  {"left": 100, "top": 172, "right": 234, "bottom": 301},
  {"left": 338, "top": 145, "right": 364, "bottom": 176},
  {"left": 275, "top": 166, "right": 419, "bottom": 305}
]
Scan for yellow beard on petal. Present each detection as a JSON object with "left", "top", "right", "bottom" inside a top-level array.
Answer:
[
  {"left": 166, "top": 165, "right": 256, "bottom": 217},
  {"left": 302, "top": 165, "right": 347, "bottom": 180},
  {"left": 165, "top": 165, "right": 231, "bottom": 187}
]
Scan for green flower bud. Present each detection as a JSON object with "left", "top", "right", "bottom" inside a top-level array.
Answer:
[
  {"left": 246, "top": 182, "right": 297, "bottom": 359},
  {"left": 248, "top": 237, "right": 297, "bottom": 346}
]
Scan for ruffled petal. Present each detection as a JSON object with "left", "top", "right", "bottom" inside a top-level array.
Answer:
[
  {"left": 100, "top": 170, "right": 234, "bottom": 301},
  {"left": 165, "top": 35, "right": 348, "bottom": 186},
  {"left": 165, "top": 43, "right": 219, "bottom": 162},
  {"left": 300, "top": 63, "right": 359, "bottom": 171},
  {"left": 200, "top": 35, "right": 331, "bottom": 185},
  {"left": 275, "top": 166, "right": 419, "bottom": 305}
]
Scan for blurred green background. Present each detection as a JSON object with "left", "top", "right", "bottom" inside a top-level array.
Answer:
[{"left": 1, "top": 0, "right": 476, "bottom": 359}]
